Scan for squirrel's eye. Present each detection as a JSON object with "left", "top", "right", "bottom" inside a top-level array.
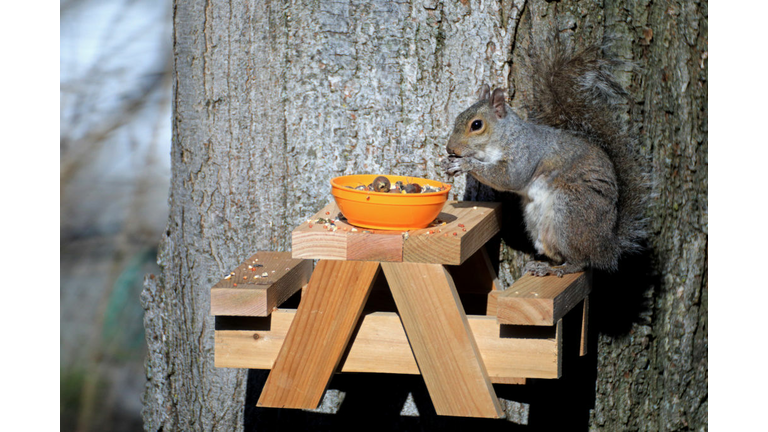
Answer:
[{"left": 470, "top": 120, "right": 483, "bottom": 131}]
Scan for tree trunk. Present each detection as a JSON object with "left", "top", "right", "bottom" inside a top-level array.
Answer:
[{"left": 142, "top": 1, "right": 707, "bottom": 431}]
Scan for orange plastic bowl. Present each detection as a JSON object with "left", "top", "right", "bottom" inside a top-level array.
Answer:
[{"left": 331, "top": 174, "right": 451, "bottom": 230}]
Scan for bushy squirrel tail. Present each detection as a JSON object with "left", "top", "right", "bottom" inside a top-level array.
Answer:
[{"left": 527, "top": 40, "right": 649, "bottom": 254}]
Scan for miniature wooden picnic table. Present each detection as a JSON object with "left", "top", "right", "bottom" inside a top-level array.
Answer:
[{"left": 212, "top": 200, "right": 591, "bottom": 419}]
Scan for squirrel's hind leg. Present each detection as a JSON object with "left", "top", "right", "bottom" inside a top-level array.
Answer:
[{"left": 524, "top": 261, "right": 584, "bottom": 277}]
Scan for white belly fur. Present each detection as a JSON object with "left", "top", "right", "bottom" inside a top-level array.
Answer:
[{"left": 524, "top": 176, "right": 557, "bottom": 256}]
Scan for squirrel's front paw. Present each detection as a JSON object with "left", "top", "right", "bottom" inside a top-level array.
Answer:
[{"left": 441, "top": 156, "right": 469, "bottom": 176}]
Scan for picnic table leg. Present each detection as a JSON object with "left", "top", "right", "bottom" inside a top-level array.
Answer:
[
  {"left": 381, "top": 262, "right": 504, "bottom": 418},
  {"left": 580, "top": 295, "right": 590, "bottom": 356},
  {"left": 257, "top": 260, "right": 380, "bottom": 409}
]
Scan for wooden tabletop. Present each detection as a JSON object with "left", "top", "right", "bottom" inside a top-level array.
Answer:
[{"left": 291, "top": 200, "right": 501, "bottom": 265}]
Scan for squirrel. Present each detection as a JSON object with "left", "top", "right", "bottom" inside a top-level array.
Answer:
[{"left": 441, "top": 42, "right": 648, "bottom": 277}]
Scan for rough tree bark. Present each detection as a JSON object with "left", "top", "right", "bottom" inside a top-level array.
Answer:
[{"left": 142, "top": 1, "right": 707, "bottom": 431}]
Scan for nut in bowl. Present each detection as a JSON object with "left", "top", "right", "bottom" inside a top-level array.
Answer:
[{"left": 331, "top": 174, "right": 451, "bottom": 230}]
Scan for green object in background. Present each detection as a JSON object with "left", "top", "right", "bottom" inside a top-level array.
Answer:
[{"left": 101, "top": 248, "right": 157, "bottom": 360}]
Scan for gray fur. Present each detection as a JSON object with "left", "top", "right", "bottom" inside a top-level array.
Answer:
[{"left": 441, "top": 42, "right": 649, "bottom": 276}]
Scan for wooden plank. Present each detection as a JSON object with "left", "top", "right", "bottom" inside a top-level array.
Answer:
[
  {"left": 483, "top": 317, "right": 561, "bottom": 380},
  {"left": 292, "top": 202, "right": 403, "bottom": 261},
  {"left": 487, "top": 290, "right": 499, "bottom": 317},
  {"left": 210, "top": 252, "right": 312, "bottom": 316},
  {"left": 402, "top": 201, "right": 502, "bottom": 265},
  {"left": 257, "top": 260, "right": 380, "bottom": 409},
  {"left": 381, "top": 262, "right": 503, "bottom": 418},
  {"left": 291, "top": 201, "right": 501, "bottom": 265},
  {"left": 580, "top": 296, "right": 589, "bottom": 357},
  {"left": 496, "top": 271, "right": 592, "bottom": 326},
  {"left": 346, "top": 229, "right": 403, "bottom": 261},
  {"left": 556, "top": 318, "right": 563, "bottom": 377},
  {"left": 291, "top": 204, "right": 349, "bottom": 260},
  {"left": 215, "top": 310, "right": 560, "bottom": 380},
  {"left": 493, "top": 377, "right": 527, "bottom": 385}
]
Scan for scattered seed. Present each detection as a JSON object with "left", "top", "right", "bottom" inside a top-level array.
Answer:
[
  {"left": 233, "top": 283, "right": 237, "bottom": 287},
  {"left": 462, "top": 228, "right": 466, "bottom": 232},
  {"left": 243, "top": 276, "right": 247, "bottom": 280},
  {"left": 326, "top": 211, "right": 330, "bottom": 215},
  {"left": 458, "top": 223, "right": 465, "bottom": 228},
  {"left": 453, "top": 232, "right": 457, "bottom": 236}
]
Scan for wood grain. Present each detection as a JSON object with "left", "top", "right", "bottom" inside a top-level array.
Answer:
[
  {"left": 291, "top": 201, "right": 501, "bottom": 265},
  {"left": 496, "top": 271, "right": 592, "bottom": 326},
  {"left": 215, "top": 310, "right": 560, "bottom": 380},
  {"left": 381, "top": 262, "right": 503, "bottom": 418},
  {"left": 402, "top": 201, "right": 502, "bottom": 264},
  {"left": 257, "top": 260, "right": 380, "bottom": 409},
  {"left": 210, "top": 252, "right": 312, "bottom": 316}
]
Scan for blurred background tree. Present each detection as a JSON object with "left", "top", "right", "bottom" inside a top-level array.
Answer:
[{"left": 60, "top": 0, "right": 171, "bottom": 430}]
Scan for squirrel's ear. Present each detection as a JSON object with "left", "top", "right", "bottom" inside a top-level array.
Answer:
[
  {"left": 477, "top": 84, "right": 491, "bottom": 101},
  {"left": 491, "top": 88, "right": 507, "bottom": 119}
]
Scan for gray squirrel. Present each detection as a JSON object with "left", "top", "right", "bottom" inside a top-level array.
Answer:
[{"left": 441, "top": 43, "right": 648, "bottom": 277}]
